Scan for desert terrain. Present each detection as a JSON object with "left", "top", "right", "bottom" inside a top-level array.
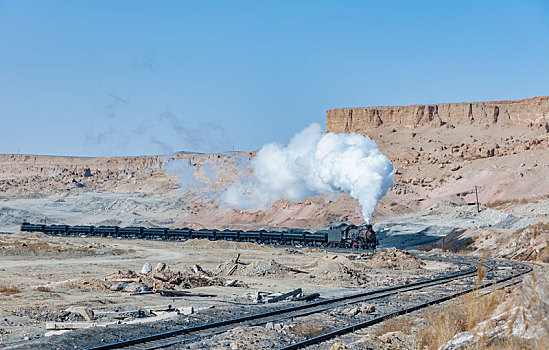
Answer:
[{"left": 0, "top": 96, "right": 548, "bottom": 349}]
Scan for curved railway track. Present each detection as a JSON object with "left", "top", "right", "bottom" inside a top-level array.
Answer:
[
  {"left": 85, "top": 259, "right": 531, "bottom": 350},
  {"left": 280, "top": 266, "right": 529, "bottom": 350}
]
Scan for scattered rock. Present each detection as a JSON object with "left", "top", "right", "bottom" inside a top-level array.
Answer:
[
  {"left": 106, "top": 263, "right": 225, "bottom": 292},
  {"left": 329, "top": 342, "right": 347, "bottom": 350},
  {"left": 154, "top": 262, "right": 167, "bottom": 272},
  {"left": 109, "top": 282, "right": 127, "bottom": 291},
  {"left": 347, "top": 307, "right": 360, "bottom": 316},
  {"left": 123, "top": 282, "right": 149, "bottom": 293},
  {"left": 140, "top": 262, "right": 152, "bottom": 274},
  {"left": 354, "top": 331, "right": 415, "bottom": 349},
  {"left": 225, "top": 279, "right": 237, "bottom": 287},
  {"left": 361, "top": 303, "right": 375, "bottom": 313},
  {"left": 343, "top": 303, "right": 375, "bottom": 317},
  {"left": 65, "top": 307, "right": 94, "bottom": 321}
]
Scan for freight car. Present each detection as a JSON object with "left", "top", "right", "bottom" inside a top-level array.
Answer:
[{"left": 20, "top": 222, "right": 378, "bottom": 249}]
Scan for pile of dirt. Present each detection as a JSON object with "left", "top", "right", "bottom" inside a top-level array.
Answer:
[
  {"left": 13, "top": 307, "right": 88, "bottom": 322},
  {"left": 217, "top": 258, "right": 296, "bottom": 277},
  {"left": 64, "top": 278, "right": 108, "bottom": 292},
  {"left": 363, "top": 248, "right": 424, "bottom": 270},
  {"left": 0, "top": 240, "right": 97, "bottom": 257},
  {"left": 0, "top": 233, "right": 134, "bottom": 258},
  {"left": 282, "top": 247, "right": 303, "bottom": 255},
  {"left": 180, "top": 238, "right": 270, "bottom": 251},
  {"left": 105, "top": 263, "right": 225, "bottom": 291},
  {"left": 240, "top": 259, "right": 296, "bottom": 277},
  {"left": 309, "top": 255, "right": 369, "bottom": 285}
]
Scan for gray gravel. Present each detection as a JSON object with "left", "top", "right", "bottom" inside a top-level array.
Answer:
[{"left": 374, "top": 201, "right": 539, "bottom": 249}]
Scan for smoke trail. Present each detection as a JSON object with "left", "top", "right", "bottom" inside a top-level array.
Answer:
[
  {"left": 162, "top": 158, "right": 198, "bottom": 193},
  {"left": 223, "top": 123, "right": 394, "bottom": 223}
]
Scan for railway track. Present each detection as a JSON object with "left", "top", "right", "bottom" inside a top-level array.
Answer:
[
  {"left": 280, "top": 266, "right": 529, "bottom": 350},
  {"left": 84, "top": 259, "right": 531, "bottom": 350}
]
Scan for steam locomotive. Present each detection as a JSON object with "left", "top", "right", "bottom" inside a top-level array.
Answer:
[{"left": 20, "top": 222, "right": 379, "bottom": 249}]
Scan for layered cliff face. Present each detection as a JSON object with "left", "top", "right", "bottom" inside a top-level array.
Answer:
[{"left": 326, "top": 96, "right": 549, "bottom": 133}]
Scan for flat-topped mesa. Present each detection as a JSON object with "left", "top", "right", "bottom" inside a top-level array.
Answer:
[{"left": 326, "top": 96, "right": 549, "bottom": 134}]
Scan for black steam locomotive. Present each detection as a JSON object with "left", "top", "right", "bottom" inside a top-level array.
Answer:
[{"left": 20, "top": 222, "right": 379, "bottom": 249}]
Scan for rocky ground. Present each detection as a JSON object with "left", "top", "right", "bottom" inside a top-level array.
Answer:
[
  {"left": 0, "top": 232, "right": 461, "bottom": 348},
  {"left": 0, "top": 230, "right": 543, "bottom": 349}
]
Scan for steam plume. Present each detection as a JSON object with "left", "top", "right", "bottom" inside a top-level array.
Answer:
[{"left": 223, "top": 123, "right": 394, "bottom": 223}]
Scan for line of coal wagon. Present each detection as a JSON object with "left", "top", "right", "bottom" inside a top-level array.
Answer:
[{"left": 20, "top": 222, "right": 379, "bottom": 249}]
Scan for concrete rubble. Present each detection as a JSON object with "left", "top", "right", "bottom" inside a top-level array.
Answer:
[{"left": 105, "top": 262, "right": 235, "bottom": 293}]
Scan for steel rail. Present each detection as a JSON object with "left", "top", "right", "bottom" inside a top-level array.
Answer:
[
  {"left": 118, "top": 268, "right": 488, "bottom": 350},
  {"left": 278, "top": 264, "right": 532, "bottom": 350},
  {"left": 85, "top": 264, "right": 481, "bottom": 350}
]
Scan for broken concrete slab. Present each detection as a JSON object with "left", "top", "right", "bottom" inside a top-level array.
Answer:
[
  {"left": 155, "top": 289, "right": 216, "bottom": 297},
  {"left": 123, "top": 282, "right": 150, "bottom": 293},
  {"left": 180, "top": 306, "right": 194, "bottom": 315},
  {"left": 267, "top": 288, "right": 302, "bottom": 303},
  {"left": 46, "top": 322, "right": 115, "bottom": 330},
  {"left": 154, "top": 262, "right": 167, "bottom": 272},
  {"left": 294, "top": 292, "right": 320, "bottom": 301},
  {"left": 65, "top": 306, "right": 94, "bottom": 321},
  {"left": 140, "top": 262, "right": 152, "bottom": 274},
  {"left": 225, "top": 279, "right": 238, "bottom": 287},
  {"left": 109, "top": 282, "right": 127, "bottom": 291}
]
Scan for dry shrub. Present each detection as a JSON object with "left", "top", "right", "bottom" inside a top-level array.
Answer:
[
  {"left": 485, "top": 198, "right": 530, "bottom": 208},
  {"left": 478, "top": 335, "right": 546, "bottom": 349},
  {"left": 418, "top": 289, "right": 505, "bottom": 350},
  {"left": 464, "top": 290, "right": 504, "bottom": 330},
  {"left": 538, "top": 247, "right": 549, "bottom": 264},
  {"left": 418, "top": 303, "right": 467, "bottom": 349},
  {"left": 109, "top": 248, "right": 134, "bottom": 255},
  {"left": 35, "top": 286, "right": 52, "bottom": 293},
  {"left": 0, "top": 284, "right": 22, "bottom": 296},
  {"left": 376, "top": 315, "right": 414, "bottom": 336}
]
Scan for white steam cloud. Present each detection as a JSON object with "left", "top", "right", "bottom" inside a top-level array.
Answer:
[{"left": 223, "top": 123, "right": 394, "bottom": 224}]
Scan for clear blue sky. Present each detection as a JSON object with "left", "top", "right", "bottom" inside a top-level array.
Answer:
[{"left": 1, "top": 1, "right": 548, "bottom": 156}]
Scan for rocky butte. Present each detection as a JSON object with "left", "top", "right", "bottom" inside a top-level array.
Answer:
[{"left": 326, "top": 96, "right": 549, "bottom": 133}]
